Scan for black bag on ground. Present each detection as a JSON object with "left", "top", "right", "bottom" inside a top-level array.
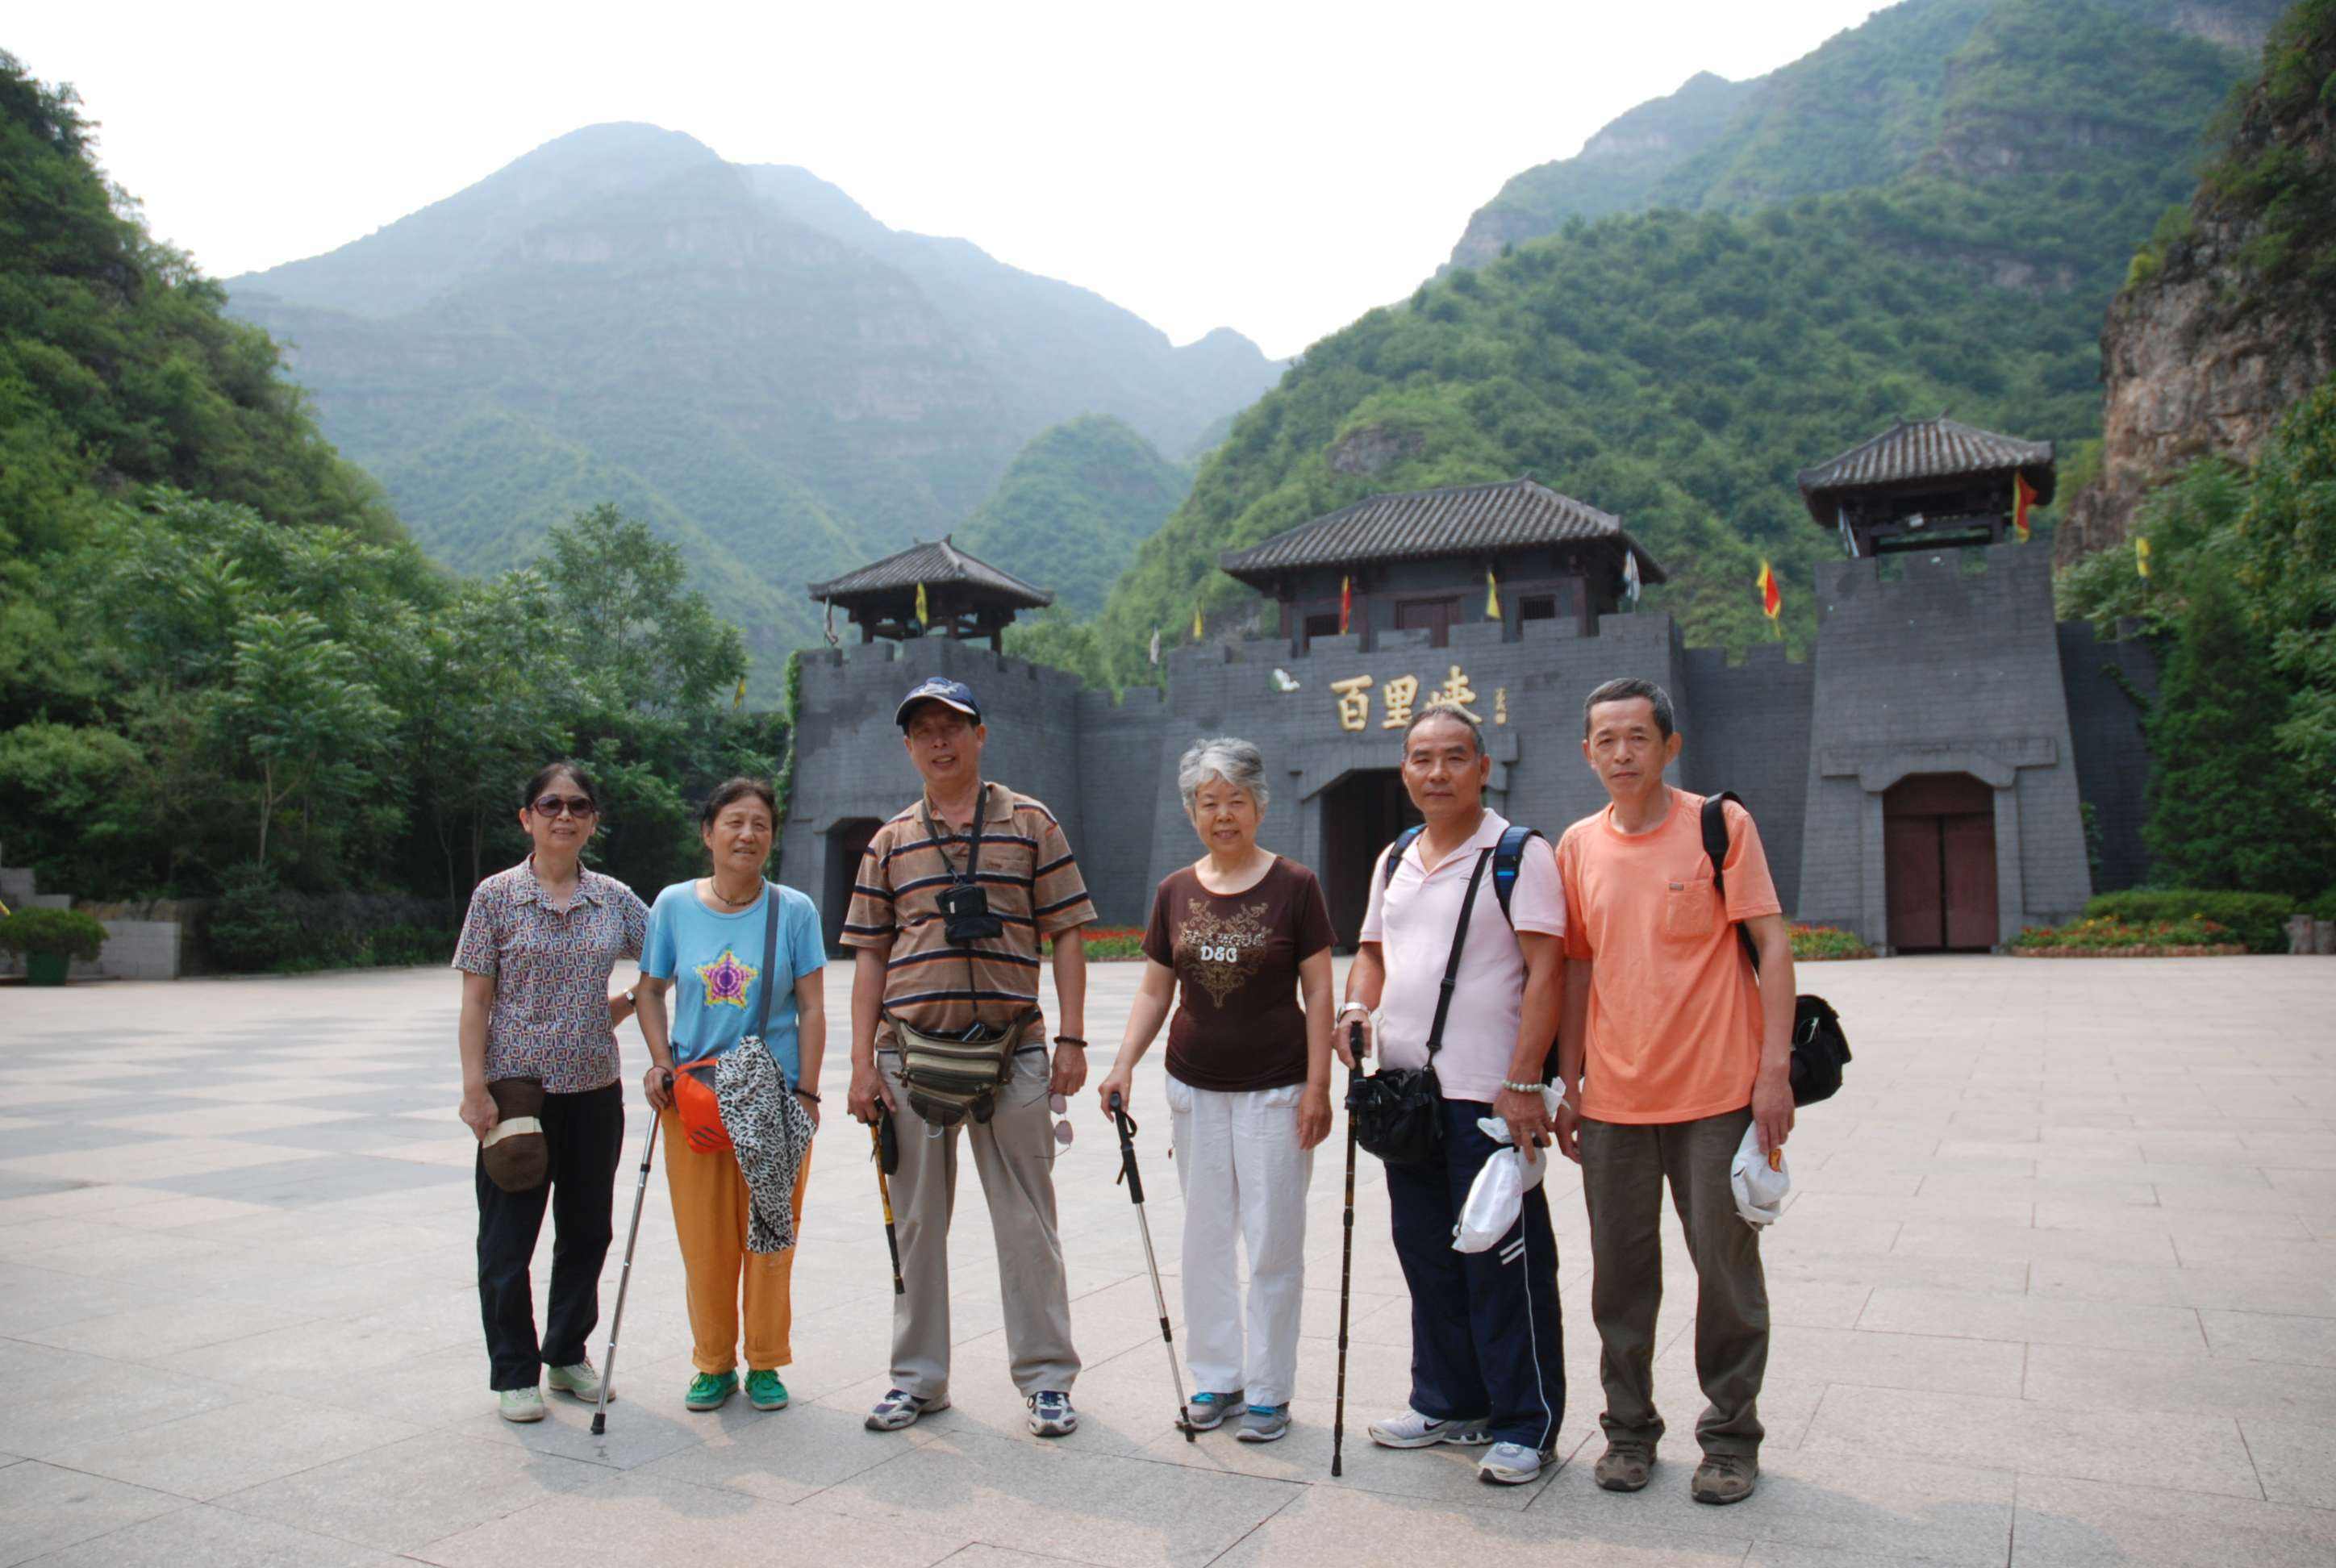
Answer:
[
  {"left": 1702, "top": 792, "right": 1852, "bottom": 1107},
  {"left": 1346, "top": 844, "right": 1493, "bottom": 1166}
]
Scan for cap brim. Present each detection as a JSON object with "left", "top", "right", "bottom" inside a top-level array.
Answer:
[{"left": 896, "top": 695, "right": 979, "bottom": 728}]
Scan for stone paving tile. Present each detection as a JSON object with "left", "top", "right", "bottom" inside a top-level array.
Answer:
[
  {"left": 213, "top": 1429, "right": 609, "bottom": 1553},
  {"left": 1856, "top": 1286, "right": 2208, "bottom": 1355},
  {"left": 2199, "top": 1307, "right": 2336, "bottom": 1366},
  {"left": 2021, "top": 1341, "right": 2336, "bottom": 1422},
  {"left": 2238, "top": 1415, "right": 2336, "bottom": 1510},
  {"left": 2011, "top": 1473, "right": 2336, "bottom": 1566},
  {"left": 0, "top": 1458, "right": 188, "bottom": 1568},
  {"left": 40, "top": 1394, "right": 429, "bottom": 1502},
  {"left": 20, "top": 1501, "right": 417, "bottom": 1567}
]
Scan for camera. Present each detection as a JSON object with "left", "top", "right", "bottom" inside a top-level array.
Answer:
[{"left": 938, "top": 882, "right": 1004, "bottom": 943}]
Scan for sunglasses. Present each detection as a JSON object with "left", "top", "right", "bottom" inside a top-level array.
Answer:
[{"left": 531, "top": 795, "right": 599, "bottom": 819}]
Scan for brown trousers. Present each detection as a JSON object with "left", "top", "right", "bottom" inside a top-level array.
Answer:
[{"left": 1579, "top": 1106, "right": 1767, "bottom": 1459}]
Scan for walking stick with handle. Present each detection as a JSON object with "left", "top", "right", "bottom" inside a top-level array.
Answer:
[
  {"left": 1108, "top": 1091, "right": 1195, "bottom": 1441},
  {"left": 593, "top": 1098, "right": 662, "bottom": 1438},
  {"left": 871, "top": 1116, "right": 904, "bottom": 1295},
  {"left": 1332, "top": 1020, "right": 1364, "bottom": 1477}
]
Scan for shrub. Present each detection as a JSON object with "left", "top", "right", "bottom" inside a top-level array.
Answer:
[
  {"left": 1044, "top": 926, "right": 1147, "bottom": 961},
  {"left": 1791, "top": 924, "right": 1874, "bottom": 961},
  {"left": 2313, "top": 887, "right": 2336, "bottom": 922},
  {"left": 2013, "top": 915, "right": 2241, "bottom": 953},
  {"left": 202, "top": 875, "right": 457, "bottom": 972},
  {"left": 2083, "top": 889, "right": 2297, "bottom": 953},
  {"left": 202, "top": 871, "right": 304, "bottom": 970},
  {"left": 0, "top": 907, "right": 110, "bottom": 961}
]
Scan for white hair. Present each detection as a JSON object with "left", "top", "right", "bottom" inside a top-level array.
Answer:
[{"left": 1178, "top": 736, "right": 1270, "bottom": 815}]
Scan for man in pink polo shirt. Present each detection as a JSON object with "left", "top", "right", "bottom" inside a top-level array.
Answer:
[
  {"left": 1341, "top": 705, "right": 1567, "bottom": 1487},
  {"left": 1554, "top": 677, "right": 1796, "bottom": 1507}
]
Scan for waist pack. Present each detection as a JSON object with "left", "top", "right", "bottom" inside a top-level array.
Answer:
[
  {"left": 1349, "top": 843, "right": 1494, "bottom": 1168},
  {"left": 672, "top": 882, "right": 783, "bottom": 1154},
  {"left": 891, "top": 1007, "right": 1040, "bottom": 1128},
  {"left": 1702, "top": 793, "right": 1853, "bottom": 1106}
]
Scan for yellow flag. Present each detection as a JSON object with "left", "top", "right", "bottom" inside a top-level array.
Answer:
[
  {"left": 915, "top": 582, "right": 929, "bottom": 625},
  {"left": 2135, "top": 536, "right": 2151, "bottom": 579},
  {"left": 733, "top": 677, "right": 746, "bottom": 710},
  {"left": 1191, "top": 605, "right": 1204, "bottom": 640},
  {"left": 1485, "top": 567, "right": 1500, "bottom": 619}
]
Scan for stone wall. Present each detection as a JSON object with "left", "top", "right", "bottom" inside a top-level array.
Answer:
[{"left": 1679, "top": 643, "right": 1817, "bottom": 914}]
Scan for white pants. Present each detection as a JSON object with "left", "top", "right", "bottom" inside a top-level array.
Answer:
[{"left": 1166, "top": 1076, "right": 1313, "bottom": 1408}]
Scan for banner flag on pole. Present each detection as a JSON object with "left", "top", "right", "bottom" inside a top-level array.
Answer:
[
  {"left": 1758, "top": 559, "right": 1782, "bottom": 636},
  {"left": 2135, "top": 536, "right": 2151, "bottom": 578},
  {"left": 1339, "top": 574, "right": 1352, "bottom": 635},
  {"left": 1148, "top": 628, "right": 1161, "bottom": 666},
  {"left": 1623, "top": 547, "right": 1642, "bottom": 607},
  {"left": 914, "top": 582, "right": 929, "bottom": 627},
  {"left": 2013, "top": 474, "right": 2037, "bottom": 544},
  {"left": 1191, "top": 605, "right": 1204, "bottom": 641},
  {"left": 1484, "top": 567, "right": 1500, "bottom": 619},
  {"left": 734, "top": 677, "right": 746, "bottom": 710}
]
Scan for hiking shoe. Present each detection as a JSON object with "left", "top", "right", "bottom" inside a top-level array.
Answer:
[
  {"left": 1235, "top": 1403, "right": 1291, "bottom": 1443},
  {"left": 684, "top": 1370, "right": 737, "bottom": 1412},
  {"left": 1367, "top": 1409, "right": 1491, "bottom": 1449},
  {"left": 1479, "top": 1441, "right": 1550, "bottom": 1486},
  {"left": 1185, "top": 1390, "right": 1245, "bottom": 1431},
  {"left": 1691, "top": 1452, "right": 1758, "bottom": 1505},
  {"left": 498, "top": 1387, "right": 546, "bottom": 1424},
  {"left": 745, "top": 1370, "right": 789, "bottom": 1410},
  {"left": 545, "top": 1359, "right": 607, "bottom": 1403},
  {"left": 1027, "top": 1391, "right": 1078, "bottom": 1437},
  {"left": 1595, "top": 1442, "right": 1654, "bottom": 1492},
  {"left": 865, "top": 1387, "right": 948, "bottom": 1431}
]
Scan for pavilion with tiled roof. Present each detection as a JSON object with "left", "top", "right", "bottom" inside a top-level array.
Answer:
[
  {"left": 807, "top": 536, "right": 1051, "bottom": 650},
  {"left": 1799, "top": 416, "right": 2056, "bottom": 557}
]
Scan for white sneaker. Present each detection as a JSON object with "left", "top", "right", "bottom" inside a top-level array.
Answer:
[
  {"left": 1366, "top": 1409, "right": 1491, "bottom": 1449},
  {"left": 1479, "top": 1441, "right": 1549, "bottom": 1485},
  {"left": 546, "top": 1361, "right": 607, "bottom": 1403},
  {"left": 498, "top": 1387, "right": 546, "bottom": 1424}
]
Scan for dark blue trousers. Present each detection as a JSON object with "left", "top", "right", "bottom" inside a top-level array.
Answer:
[{"left": 1384, "top": 1096, "right": 1566, "bottom": 1451}]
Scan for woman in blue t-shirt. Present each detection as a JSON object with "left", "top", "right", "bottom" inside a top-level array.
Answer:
[{"left": 634, "top": 777, "right": 828, "bottom": 1414}]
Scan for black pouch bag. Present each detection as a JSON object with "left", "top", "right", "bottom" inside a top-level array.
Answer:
[
  {"left": 1702, "top": 793, "right": 1853, "bottom": 1106},
  {"left": 1346, "top": 844, "right": 1493, "bottom": 1167}
]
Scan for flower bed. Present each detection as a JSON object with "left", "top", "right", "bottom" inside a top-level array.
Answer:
[
  {"left": 2011, "top": 914, "right": 2246, "bottom": 957},
  {"left": 1791, "top": 924, "right": 1874, "bottom": 961},
  {"left": 1045, "top": 925, "right": 1147, "bottom": 961}
]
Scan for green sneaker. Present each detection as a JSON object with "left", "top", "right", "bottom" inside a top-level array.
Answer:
[
  {"left": 745, "top": 1369, "right": 789, "bottom": 1410},
  {"left": 685, "top": 1370, "right": 738, "bottom": 1412},
  {"left": 498, "top": 1387, "right": 545, "bottom": 1424}
]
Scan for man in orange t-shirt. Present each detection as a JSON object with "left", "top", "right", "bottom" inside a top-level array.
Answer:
[{"left": 1552, "top": 678, "right": 1796, "bottom": 1508}]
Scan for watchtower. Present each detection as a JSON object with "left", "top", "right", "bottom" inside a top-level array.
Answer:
[
  {"left": 805, "top": 536, "right": 1051, "bottom": 653},
  {"left": 1216, "top": 477, "right": 1665, "bottom": 654},
  {"left": 1799, "top": 416, "right": 2055, "bottom": 557}
]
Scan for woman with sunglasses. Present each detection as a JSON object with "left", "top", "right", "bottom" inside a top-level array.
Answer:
[{"left": 453, "top": 762, "right": 649, "bottom": 1424}]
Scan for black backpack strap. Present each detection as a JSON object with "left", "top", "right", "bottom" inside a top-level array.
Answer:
[
  {"left": 1422, "top": 848, "right": 1493, "bottom": 1063},
  {"left": 1701, "top": 794, "right": 1761, "bottom": 976},
  {"left": 1381, "top": 824, "right": 1426, "bottom": 890},
  {"left": 1491, "top": 824, "right": 1543, "bottom": 926}
]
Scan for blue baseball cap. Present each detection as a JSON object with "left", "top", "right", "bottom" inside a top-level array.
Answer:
[{"left": 895, "top": 677, "right": 981, "bottom": 729}]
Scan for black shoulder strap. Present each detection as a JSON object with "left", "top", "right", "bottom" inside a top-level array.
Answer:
[
  {"left": 1701, "top": 793, "right": 1761, "bottom": 976},
  {"left": 1422, "top": 848, "right": 1493, "bottom": 1062},
  {"left": 1382, "top": 824, "right": 1426, "bottom": 888},
  {"left": 750, "top": 883, "right": 782, "bottom": 1043},
  {"left": 1491, "top": 824, "right": 1543, "bottom": 926}
]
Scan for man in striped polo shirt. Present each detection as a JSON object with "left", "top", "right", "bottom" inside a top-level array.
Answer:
[{"left": 845, "top": 677, "right": 1096, "bottom": 1438}]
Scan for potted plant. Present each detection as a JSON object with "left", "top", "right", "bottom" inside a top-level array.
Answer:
[{"left": 0, "top": 907, "right": 110, "bottom": 986}]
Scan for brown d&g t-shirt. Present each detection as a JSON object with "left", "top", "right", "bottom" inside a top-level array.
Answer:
[{"left": 1141, "top": 857, "right": 1335, "bottom": 1093}]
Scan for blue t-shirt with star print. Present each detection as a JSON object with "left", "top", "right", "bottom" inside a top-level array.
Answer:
[{"left": 642, "top": 881, "right": 827, "bottom": 1084}]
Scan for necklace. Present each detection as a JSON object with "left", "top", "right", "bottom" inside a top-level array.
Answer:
[{"left": 704, "top": 877, "right": 761, "bottom": 908}]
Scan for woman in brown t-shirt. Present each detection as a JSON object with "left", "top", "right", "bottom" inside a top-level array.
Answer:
[{"left": 1095, "top": 737, "right": 1334, "bottom": 1444}]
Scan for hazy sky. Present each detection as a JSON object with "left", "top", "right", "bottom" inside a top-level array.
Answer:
[{"left": 15, "top": 1, "right": 1886, "bottom": 358}]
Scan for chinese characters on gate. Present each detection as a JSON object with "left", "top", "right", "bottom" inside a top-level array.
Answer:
[{"left": 1328, "top": 665, "right": 1505, "bottom": 732}]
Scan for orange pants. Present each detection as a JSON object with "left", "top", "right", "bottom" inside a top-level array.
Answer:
[{"left": 660, "top": 1108, "right": 811, "bottom": 1374}]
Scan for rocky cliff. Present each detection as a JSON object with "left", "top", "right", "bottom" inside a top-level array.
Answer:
[{"left": 2059, "top": 0, "right": 2336, "bottom": 562}]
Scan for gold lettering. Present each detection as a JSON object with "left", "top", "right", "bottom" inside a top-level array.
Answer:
[
  {"left": 1431, "top": 665, "right": 1481, "bottom": 722},
  {"left": 1331, "top": 674, "right": 1374, "bottom": 732},
  {"left": 1494, "top": 687, "right": 1508, "bottom": 726},
  {"left": 1381, "top": 674, "right": 1420, "bottom": 728}
]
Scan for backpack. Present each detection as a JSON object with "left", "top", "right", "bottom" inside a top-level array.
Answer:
[
  {"left": 1379, "top": 821, "right": 1556, "bottom": 1078},
  {"left": 1701, "top": 793, "right": 1852, "bottom": 1107}
]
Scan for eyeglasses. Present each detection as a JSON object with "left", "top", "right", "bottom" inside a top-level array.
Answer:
[
  {"left": 531, "top": 795, "right": 599, "bottom": 819},
  {"left": 1049, "top": 1093, "right": 1074, "bottom": 1148}
]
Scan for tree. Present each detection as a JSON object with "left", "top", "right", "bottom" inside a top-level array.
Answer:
[{"left": 208, "top": 610, "right": 394, "bottom": 865}]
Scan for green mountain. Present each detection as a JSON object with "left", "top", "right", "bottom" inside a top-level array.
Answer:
[
  {"left": 955, "top": 415, "right": 1192, "bottom": 616},
  {"left": 223, "top": 125, "right": 1279, "bottom": 673},
  {"left": 1079, "top": 0, "right": 2270, "bottom": 686}
]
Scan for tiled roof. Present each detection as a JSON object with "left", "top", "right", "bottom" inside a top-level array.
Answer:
[
  {"left": 806, "top": 537, "right": 1052, "bottom": 608},
  {"left": 1217, "top": 477, "right": 1666, "bottom": 585},
  {"left": 1798, "top": 417, "right": 2055, "bottom": 519}
]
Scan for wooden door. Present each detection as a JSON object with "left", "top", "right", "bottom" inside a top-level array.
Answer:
[
  {"left": 1395, "top": 597, "right": 1459, "bottom": 648},
  {"left": 822, "top": 819, "right": 882, "bottom": 955},
  {"left": 1942, "top": 812, "right": 1999, "bottom": 950},
  {"left": 1885, "top": 815, "right": 1944, "bottom": 952},
  {"left": 1321, "top": 770, "right": 1419, "bottom": 950}
]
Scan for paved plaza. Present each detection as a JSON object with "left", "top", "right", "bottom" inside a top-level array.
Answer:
[{"left": 1, "top": 954, "right": 2332, "bottom": 1566}]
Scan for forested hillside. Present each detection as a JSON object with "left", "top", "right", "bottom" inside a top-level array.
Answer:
[
  {"left": 225, "top": 126, "right": 1278, "bottom": 682},
  {"left": 955, "top": 416, "right": 1191, "bottom": 616},
  {"left": 0, "top": 58, "right": 776, "bottom": 932},
  {"left": 1072, "top": 0, "right": 2268, "bottom": 687}
]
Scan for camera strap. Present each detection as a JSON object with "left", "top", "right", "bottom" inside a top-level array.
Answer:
[{"left": 920, "top": 780, "right": 992, "bottom": 1033}]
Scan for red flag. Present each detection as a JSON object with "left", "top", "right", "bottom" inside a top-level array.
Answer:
[
  {"left": 2013, "top": 473, "right": 2036, "bottom": 543},
  {"left": 1339, "top": 574, "right": 1352, "bottom": 635},
  {"left": 1758, "top": 560, "right": 1781, "bottom": 635}
]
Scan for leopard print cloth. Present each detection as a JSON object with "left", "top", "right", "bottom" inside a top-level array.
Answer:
[{"left": 714, "top": 1037, "right": 815, "bottom": 1253}]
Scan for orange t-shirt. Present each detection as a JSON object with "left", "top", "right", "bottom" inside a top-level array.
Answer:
[{"left": 1558, "top": 789, "right": 1780, "bottom": 1125}]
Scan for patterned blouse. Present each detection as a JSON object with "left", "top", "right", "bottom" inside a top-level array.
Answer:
[{"left": 453, "top": 859, "right": 650, "bottom": 1093}]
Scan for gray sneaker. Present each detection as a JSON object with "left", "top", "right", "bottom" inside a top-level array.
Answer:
[
  {"left": 497, "top": 1387, "right": 546, "bottom": 1424},
  {"left": 1366, "top": 1409, "right": 1491, "bottom": 1449},
  {"left": 1479, "top": 1441, "right": 1550, "bottom": 1485},
  {"left": 1184, "top": 1391, "right": 1245, "bottom": 1431},
  {"left": 1027, "top": 1391, "right": 1078, "bottom": 1437},
  {"left": 1235, "top": 1403, "right": 1291, "bottom": 1443},
  {"left": 865, "top": 1388, "right": 948, "bottom": 1431},
  {"left": 545, "top": 1360, "right": 607, "bottom": 1403}
]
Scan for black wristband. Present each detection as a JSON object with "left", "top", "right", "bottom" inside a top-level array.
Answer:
[
  {"left": 1053, "top": 1036, "right": 1087, "bottom": 1049},
  {"left": 795, "top": 1088, "right": 821, "bottom": 1103}
]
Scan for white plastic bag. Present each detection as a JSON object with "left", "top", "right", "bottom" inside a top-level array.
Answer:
[
  {"left": 1452, "top": 1087, "right": 1560, "bottom": 1253},
  {"left": 1729, "top": 1120, "right": 1791, "bottom": 1227}
]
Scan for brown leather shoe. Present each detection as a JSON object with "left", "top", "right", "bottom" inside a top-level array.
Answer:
[
  {"left": 1594, "top": 1442, "right": 1654, "bottom": 1491},
  {"left": 1690, "top": 1452, "right": 1758, "bottom": 1504}
]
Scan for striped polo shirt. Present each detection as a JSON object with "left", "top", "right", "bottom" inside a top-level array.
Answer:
[{"left": 841, "top": 780, "right": 1096, "bottom": 1049}]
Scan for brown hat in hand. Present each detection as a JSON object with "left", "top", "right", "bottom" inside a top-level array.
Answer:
[{"left": 482, "top": 1078, "right": 548, "bottom": 1192}]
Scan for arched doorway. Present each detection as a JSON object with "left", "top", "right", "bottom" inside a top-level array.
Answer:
[
  {"left": 1884, "top": 774, "right": 1998, "bottom": 952},
  {"left": 823, "top": 818, "right": 883, "bottom": 955},
  {"left": 1320, "top": 769, "right": 1421, "bottom": 950}
]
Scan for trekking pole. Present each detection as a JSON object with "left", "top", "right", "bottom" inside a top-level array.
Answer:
[
  {"left": 1108, "top": 1091, "right": 1195, "bottom": 1441},
  {"left": 593, "top": 1097, "right": 662, "bottom": 1438},
  {"left": 871, "top": 1116, "right": 904, "bottom": 1296},
  {"left": 1332, "top": 1020, "right": 1364, "bottom": 1477}
]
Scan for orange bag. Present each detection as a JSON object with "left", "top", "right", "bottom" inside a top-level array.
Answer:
[{"left": 672, "top": 1059, "right": 731, "bottom": 1153}]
